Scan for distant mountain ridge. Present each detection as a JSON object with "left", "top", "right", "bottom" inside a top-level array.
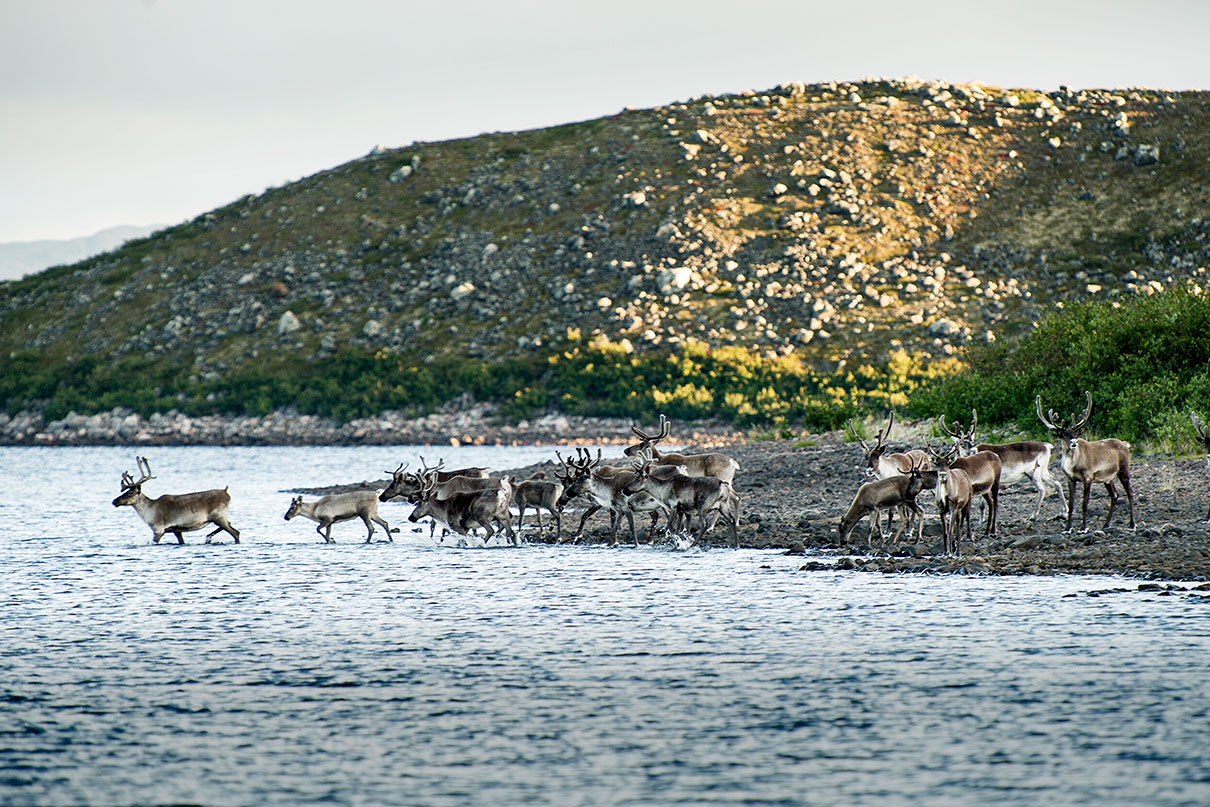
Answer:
[{"left": 0, "top": 224, "right": 165, "bottom": 280}]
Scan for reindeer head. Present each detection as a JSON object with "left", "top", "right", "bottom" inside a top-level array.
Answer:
[
  {"left": 284, "top": 495, "right": 304, "bottom": 520},
  {"left": 1036, "top": 392, "right": 1092, "bottom": 454},
  {"left": 1192, "top": 412, "right": 1210, "bottom": 469},
  {"left": 112, "top": 456, "right": 154, "bottom": 507},
  {"left": 847, "top": 413, "right": 895, "bottom": 477},
  {"left": 926, "top": 442, "right": 961, "bottom": 486},
  {"left": 939, "top": 409, "right": 978, "bottom": 456},
  {"left": 624, "top": 414, "right": 671, "bottom": 458}
]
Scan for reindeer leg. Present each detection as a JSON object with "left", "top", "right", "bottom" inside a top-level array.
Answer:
[
  {"left": 891, "top": 505, "right": 908, "bottom": 542},
  {"left": 1080, "top": 482, "right": 1092, "bottom": 533},
  {"left": 1028, "top": 471, "right": 1046, "bottom": 521},
  {"left": 1103, "top": 482, "right": 1119, "bottom": 529},
  {"left": 1065, "top": 478, "right": 1077, "bottom": 532},
  {"left": 373, "top": 515, "right": 392, "bottom": 541},
  {"left": 1119, "top": 470, "right": 1136, "bottom": 531},
  {"left": 572, "top": 505, "right": 601, "bottom": 544},
  {"left": 174, "top": 531, "right": 185, "bottom": 545}
]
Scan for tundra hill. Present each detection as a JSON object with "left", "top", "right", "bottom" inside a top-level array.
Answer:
[{"left": 2, "top": 78, "right": 1209, "bottom": 423}]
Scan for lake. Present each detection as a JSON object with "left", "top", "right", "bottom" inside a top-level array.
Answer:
[{"left": 2, "top": 445, "right": 1208, "bottom": 806}]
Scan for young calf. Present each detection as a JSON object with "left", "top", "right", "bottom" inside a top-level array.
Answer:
[
  {"left": 509, "top": 476, "right": 566, "bottom": 539},
  {"left": 285, "top": 491, "right": 392, "bottom": 543}
]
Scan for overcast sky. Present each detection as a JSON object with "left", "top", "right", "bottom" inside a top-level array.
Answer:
[{"left": 2, "top": 0, "right": 1208, "bottom": 243}]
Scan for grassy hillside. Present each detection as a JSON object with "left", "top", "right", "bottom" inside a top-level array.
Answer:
[{"left": 2, "top": 78, "right": 1209, "bottom": 437}]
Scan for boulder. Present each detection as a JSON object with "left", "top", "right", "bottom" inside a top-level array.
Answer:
[
  {"left": 1133, "top": 144, "right": 1160, "bottom": 166},
  {"left": 278, "top": 311, "right": 301, "bottom": 335}
]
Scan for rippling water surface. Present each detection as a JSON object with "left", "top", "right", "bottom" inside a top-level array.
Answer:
[{"left": 3, "top": 446, "right": 1209, "bottom": 806}]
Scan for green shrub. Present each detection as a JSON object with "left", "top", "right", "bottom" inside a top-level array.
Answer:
[{"left": 913, "top": 287, "right": 1210, "bottom": 448}]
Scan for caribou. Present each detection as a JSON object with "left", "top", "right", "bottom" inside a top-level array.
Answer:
[
  {"left": 1036, "top": 392, "right": 1135, "bottom": 533},
  {"left": 378, "top": 459, "right": 490, "bottom": 502},
  {"left": 623, "top": 414, "right": 739, "bottom": 483},
  {"left": 112, "top": 456, "right": 240, "bottom": 544},
  {"left": 559, "top": 448, "right": 645, "bottom": 546},
  {"left": 509, "top": 475, "right": 566, "bottom": 539},
  {"left": 624, "top": 458, "right": 740, "bottom": 547},
  {"left": 926, "top": 436, "right": 1002, "bottom": 539},
  {"left": 927, "top": 444, "right": 974, "bottom": 556},
  {"left": 838, "top": 457, "right": 928, "bottom": 544},
  {"left": 1193, "top": 412, "right": 1210, "bottom": 522},
  {"left": 284, "top": 491, "right": 393, "bottom": 543},
  {"left": 847, "top": 413, "right": 931, "bottom": 534},
  {"left": 847, "top": 412, "right": 931, "bottom": 480},
  {"left": 407, "top": 470, "right": 517, "bottom": 545},
  {"left": 941, "top": 409, "right": 1066, "bottom": 522}
]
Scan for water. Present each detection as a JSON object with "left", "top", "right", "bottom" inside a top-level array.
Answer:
[{"left": 2, "top": 446, "right": 1209, "bottom": 806}]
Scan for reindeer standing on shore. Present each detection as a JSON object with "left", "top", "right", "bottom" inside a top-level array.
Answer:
[
  {"left": 927, "top": 444, "right": 974, "bottom": 556},
  {"left": 941, "top": 409, "right": 1066, "bottom": 522},
  {"left": 1036, "top": 392, "right": 1135, "bottom": 533},
  {"left": 112, "top": 457, "right": 241, "bottom": 544},
  {"left": 838, "top": 456, "right": 928, "bottom": 544}
]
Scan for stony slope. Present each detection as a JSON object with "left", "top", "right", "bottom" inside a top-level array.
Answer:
[{"left": 3, "top": 78, "right": 1208, "bottom": 409}]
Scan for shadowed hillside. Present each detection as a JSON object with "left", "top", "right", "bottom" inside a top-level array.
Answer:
[{"left": 2, "top": 77, "right": 1208, "bottom": 428}]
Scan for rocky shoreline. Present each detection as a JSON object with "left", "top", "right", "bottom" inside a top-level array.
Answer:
[
  {"left": 490, "top": 437, "right": 1210, "bottom": 581},
  {"left": 0, "top": 404, "right": 744, "bottom": 448}
]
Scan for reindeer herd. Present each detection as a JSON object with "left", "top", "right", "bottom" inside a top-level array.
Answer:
[
  {"left": 111, "top": 415, "right": 742, "bottom": 549},
  {"left": 111, "top": 397, "right": 1210, "bottom": 554}
]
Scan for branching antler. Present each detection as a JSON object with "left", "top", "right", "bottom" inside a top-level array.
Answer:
[
  {"left": 846, "top": 419, "right": 871, "bottom": 450},
  {"left": 121, "top": 457, "right": 155, "bottom": 490}
]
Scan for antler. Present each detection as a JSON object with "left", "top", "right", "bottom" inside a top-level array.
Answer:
[
  {"left": 968, "top": 409, "right": 978, "bottom": 438},
  {"left": 1072, "top": 391, "right": 1093, "bottom": 433},
  {"left": 657, "top": 414, "right": 671, "bottom": 440},
  {"left": 875, "top": 412, "right": 893, "bottom": 449},
  {"left": 121, "top": 457, "right": 155, "bottom": 490},
  {"left": 386, "top": 461, "right": 409, "bottom": 476},
  {"left": 938, "top": 414, "right": 960, "bottom": 438},
  {"left": 1035, "top": 395, "right": 1059, "bottom": 432},
  {"left": 418, "top": 456, "right": 446, "bottom": 474},
  {"left": 630, "top": 422, "right": 651, "bottom": 440},
  {"left": 845, "top": 419, "right": 870, "bottom": 450}
]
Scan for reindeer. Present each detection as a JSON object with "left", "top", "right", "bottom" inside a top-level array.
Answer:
[
  {"left": 624, "top": 459, "right": 740, "bottom": 547},
  {"left": 509, "top": 475, "right": 566, "bottom": 539},
  {"left": 623, "top": 414, "right": 739, "bottom": 483},
  {"left": 838, "top": 457, "right": 928, "bottom": 544},
  {"left": 378, "top": 459, "right": 489, "bottom": 502},
  {"left": 408, "top": 471, "right": 517, "bottom": 545},
  {"left": 380, "top": 458, "right": 505, "bottom": 540},
  {"left": 927, "top": 444, "right": 974, "bottom": 556},
  {"left": 847, "top": 412, "right": 931, "bottom": 480},
  {"left": 846, "top": 413, "right": 931, "bottom": 534},
  {"left": 941, "top": 409, "right": 1066, "bottom": 522},
  {"left": 1036, "top": 392, "right": 1135, "bottom": 533},
  {"left": 112, "top": 456, "right": 240, "bottom": 544},
  {"left": 284, "top": 491, "right": 393, "bottom": 543},
  {"left": 1193, "top": 412, "right": 1210, "bottom": 522},
  {"left": 558, "top": 448, "right": 644, "bottom": 546},
  {"left": 927, "top": 436, "right": 1002, "bottom": 539}
]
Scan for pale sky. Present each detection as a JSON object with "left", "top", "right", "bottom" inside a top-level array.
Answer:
[{"left": 2, "top": 0, "right": 1208, "bottom": 243}]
